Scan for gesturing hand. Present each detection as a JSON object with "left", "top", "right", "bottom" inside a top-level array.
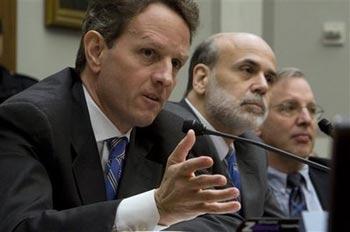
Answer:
[{"left": 155, "top": 129, "right": 241, "bottom": 226}]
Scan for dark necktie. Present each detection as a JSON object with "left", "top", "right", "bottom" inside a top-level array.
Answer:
[
  {"left": 225, "top": 148, "right": 241, "bottom": 190},
  {"left": 105, "top": 136, "right": 128, "bottom": 200},
  {"left": 287, "top": 172, "right": 307, "bottom": 217}
]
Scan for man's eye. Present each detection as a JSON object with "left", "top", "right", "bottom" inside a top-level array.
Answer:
[
  {"left": 282, "top": 103, "right": 297, "bottom": 112},
  {"left": 172, "top": 59, "right": 182, "bottom": 70},
  {"left": 241, "top": 65, "right": 255, "bottom": 74},
  {"left": 265, "top": 73, "right": 277, "bottom": 84},
  {"left": 308, "top": 105, "right": 317, "bottom": 115},
  {"left": 141, "top": 48, "right": 156, "bottom": 58}
]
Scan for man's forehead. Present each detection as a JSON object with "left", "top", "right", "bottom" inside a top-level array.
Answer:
[
  {"left": 270, "top": 78, "right": 315, "bottom": 102},
  {"left": 216, "top": 40, "right": 275, "bottom": 64},
  {"left": 222, "top": 36, "right": 276, "bottom": 64}
]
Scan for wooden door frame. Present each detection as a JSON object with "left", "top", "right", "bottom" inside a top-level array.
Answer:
[{"left": 0, "top": 0, "right": 17, "bottom": 72}]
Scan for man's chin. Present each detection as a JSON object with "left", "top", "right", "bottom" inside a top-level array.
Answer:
[
  {"left": 240, "top": 113, "right": 266, "bottom": 129},
  {"left": 135, "top": 113, "right": 159, "bottom": 128},
  {"left": 288, "top": 147, "right": 312, "bottom": 158}
]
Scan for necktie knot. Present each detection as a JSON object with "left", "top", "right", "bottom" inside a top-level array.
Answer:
[
  {"left": 225, "top": 149, "right": 236, "bottom": 165},
  {"left": 287, "top": 172, "right": 304, "bottom": 189},
  {"left": 107, "top": 137, "right": 128, "bottom": 159}
]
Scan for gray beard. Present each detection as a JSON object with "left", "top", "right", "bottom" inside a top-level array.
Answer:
[{"left": 205, "top": 79, "right": 267, "bottom": 133}]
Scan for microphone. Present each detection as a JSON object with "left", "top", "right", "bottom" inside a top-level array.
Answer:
[
  {"left": 183, "top": 120, "right": 330, "bottom": 173},
  {"left": 318, "top": 118, "right": 334, "bottom": 137}
]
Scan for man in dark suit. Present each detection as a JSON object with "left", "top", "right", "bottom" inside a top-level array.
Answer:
[
  {"left": 258, "top": 68, "right": 330, "bottom": 217},
  {"left": 0, "top": 1, "right": 242, "bottom": 231},
  {"left": 153, "top": 32, "right": 283, "bottom": 230}
]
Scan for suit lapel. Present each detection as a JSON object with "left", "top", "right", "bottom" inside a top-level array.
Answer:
[
  {"left": 309, "top": 167, "right": 330, "bottom": 210},
  {"left": 117, "top": 128, "right": 164, "bottom": 198},
  {"left": 70, "top": 78, "right": 106, "bottom": 204},
  {"left": 173, "top": 100, "right": 228, "bottom": 178},
  {"left": 235, "top": 133, "right": 265, "bottom": 217}
]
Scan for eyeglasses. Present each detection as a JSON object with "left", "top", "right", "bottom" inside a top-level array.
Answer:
[{"left": 271, "top": 100, "right": 324, "bottom": 120}]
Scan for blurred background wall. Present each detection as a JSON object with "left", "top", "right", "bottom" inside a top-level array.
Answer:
[{"left": 12, "top": 0, "right": 350, "bottom": 157}]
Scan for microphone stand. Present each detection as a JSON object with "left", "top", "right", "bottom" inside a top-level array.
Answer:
[{"left": 183, "top": 120, "right": 330, "bottom": 173}]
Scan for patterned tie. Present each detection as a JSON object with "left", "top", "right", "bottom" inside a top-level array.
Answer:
[
  {"left": 105, "top": 136, "right": 128, "bottom": 200},
  {"left": 225, "top": 148, "right": 241, "bottom": 190},
  {"left": 287, "top": 172, "right": 307, "bottom": 217}
]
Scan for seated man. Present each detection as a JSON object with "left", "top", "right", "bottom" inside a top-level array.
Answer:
[
  {"left": 0, "top": 1, "right": 241, "bottom": 231},
  {"left": 153, "top": 32, "right": 284, "bottom": 231},
  {"left": 258, "top": 67, "right": 330, "bottom": 218}
]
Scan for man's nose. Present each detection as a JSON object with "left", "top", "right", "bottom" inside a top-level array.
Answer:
[
  {"left": 152, "top": 59, "right": 174, "bottom": 87},
  {"left": 251, "top": 73, "right": 268, "bottom": 95},
  {"left": 297, "top": 107, "right": 313, "bottom": 125}
]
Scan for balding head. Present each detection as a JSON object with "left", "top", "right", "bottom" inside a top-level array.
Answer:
[{"left": 185, "top": 32, "right": 276, "bottom": 95}]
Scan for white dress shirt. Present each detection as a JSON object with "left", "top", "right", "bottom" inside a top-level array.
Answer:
[
  {"left": 267, "top": 165, "right": 323, "bottom": 216},
  {"left": 83, "top": 86, "right": 166, "bottom": 231}
]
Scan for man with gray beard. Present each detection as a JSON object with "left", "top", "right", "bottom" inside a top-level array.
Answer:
[{"left": 157, "top": 33, "right": 284, "bottom": 228}]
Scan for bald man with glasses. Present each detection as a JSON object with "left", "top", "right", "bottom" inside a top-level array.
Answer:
[{"left": 258, "top": 67, "right": 330, "bottom": 218}]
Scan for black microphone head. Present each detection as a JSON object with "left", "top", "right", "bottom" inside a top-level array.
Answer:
[
  {"left": 182, "top": 120, "right": 207, "bottom": 136},
  {"left": 318, "top": 118, "right": 334, "bottom": 136}
]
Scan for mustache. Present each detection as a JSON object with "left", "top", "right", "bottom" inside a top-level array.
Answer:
[{"left": 240, "top": 94, "right": 267, "bottom": 111}]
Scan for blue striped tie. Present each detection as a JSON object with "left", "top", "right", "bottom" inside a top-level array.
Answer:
[
  {"left": 225, "top": 148, "right": 241, "bottom": 190},
  {"left": 105, "top": 137, "right": 128, "bottom": 200},
  {"left": 287, "top": 172, "right": 307, "bottom": 217}
]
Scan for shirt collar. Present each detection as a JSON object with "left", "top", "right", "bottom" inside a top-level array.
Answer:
[
  {"left": 299, "top": 164, "right": 312, "bottom": 191},
  {"left": 268, "top": 166, "right": 288, "bottom": 190},
  {"left": 268, "top": 164, "right": 311, "bottom": 191},
  {"left": 184, "top": 98, "right": 231, "bottom": 160},
  {"left": 83, "top": 85, "right": 131, "bottom": 143}
]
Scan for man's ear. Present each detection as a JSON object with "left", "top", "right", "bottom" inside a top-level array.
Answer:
[
  {"left": 83, "top": 30, "right": 107, "bottom": 73},
  {"left": 192, "top": 64, "right": 211, "bottom": 95}
]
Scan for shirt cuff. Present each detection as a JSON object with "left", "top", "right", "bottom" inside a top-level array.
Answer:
[{"left": 114, "top": 189, "right": 168, "bottom": 231}]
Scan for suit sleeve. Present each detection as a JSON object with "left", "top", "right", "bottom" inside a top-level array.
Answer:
[
  {"left": 165, "top": 213, "right": 244, "bottom": 232},
  {"left": 0, "top": 102, "right": 118, "bottom": 232}
]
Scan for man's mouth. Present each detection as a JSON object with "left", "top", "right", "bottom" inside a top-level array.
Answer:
[
  {"left": 292, "top": 133, "right": 312, "bottom": 143},
  {"left": 241, "top": 101, "right": 265, "bottom": 114},
  {"left": 145, "top": 93, "right": 160, "bottom": 102}
]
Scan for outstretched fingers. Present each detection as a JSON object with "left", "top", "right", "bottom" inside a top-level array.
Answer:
[
  {"left": 192, "top": 198, "right": 241, "bottom": 214},
  {"left": 195, "top": 187, "right": 240, "bottom": 204},
  {"left": 156, "top": 128, "right": 242, "bottom": 225},
  {"left": 167, "top": 129, "right": 197, "bottom": 165},
  {"left": 187, "top": 174, "right": 228, "bottom": 190}
]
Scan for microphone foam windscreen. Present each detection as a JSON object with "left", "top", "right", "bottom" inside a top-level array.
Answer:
[
  {"left": 318, "top": 118, "right": 333, "bottom": 136},
  {"left": 182, "top": 120, "right": 206, "bottom": 136}
]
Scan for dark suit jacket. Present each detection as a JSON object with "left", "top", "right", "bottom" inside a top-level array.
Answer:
[
  {"left": 154, "top": 101, "right": 283, "bottom": 231},
  {"left": 308, "top": 157, "right": 331, "bottom": 210},
  {"left": 0, "top": 68, "right": 119, "bottom": 231},
  {"left": 0, "top": 68, "right": 242, "bottom": 232}
]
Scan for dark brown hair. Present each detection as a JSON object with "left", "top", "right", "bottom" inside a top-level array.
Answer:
[{"left": 75, "top": 0, "right": 199, "bottom": 74}]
